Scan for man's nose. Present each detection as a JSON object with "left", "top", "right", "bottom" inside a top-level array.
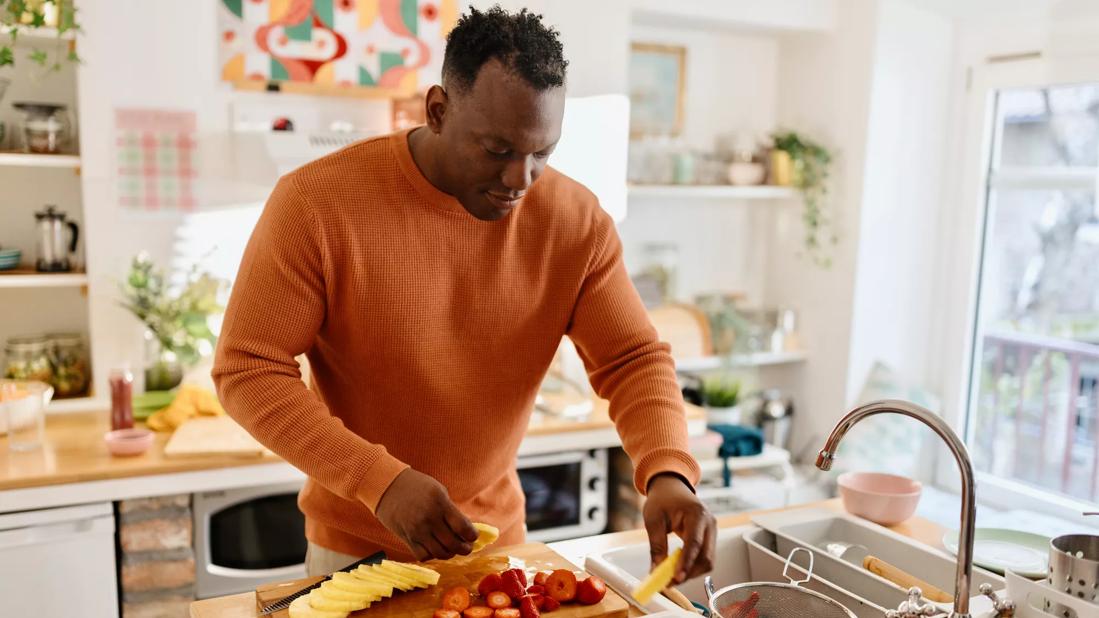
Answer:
[{"left": 501, "top": 155, "right": 534, "bottom": 193}]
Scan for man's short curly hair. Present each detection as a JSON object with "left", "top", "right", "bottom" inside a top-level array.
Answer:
[{"left": 442, "top": 5, "right": 568, "bottom": 93}]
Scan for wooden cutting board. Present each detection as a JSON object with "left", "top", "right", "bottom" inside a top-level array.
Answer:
[
  {"left": 256, "top": 543, "right": 629, "bottom": 618},
  {"left": 163, "top": 416, "right": 270, "bottom": 458}
]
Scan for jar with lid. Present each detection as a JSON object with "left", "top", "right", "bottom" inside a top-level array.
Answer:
[
  {"left": 4, "top": 336, "right": 53, "bottom": 383},
  {"left": 47, "top": 332, "right": 90, "bottom": 398},
  {"left": 640, "top": 243, "right": 679, "bottom": 304},
  {"left": 13, "top": 102, "right": 71, "bottom": 154}
]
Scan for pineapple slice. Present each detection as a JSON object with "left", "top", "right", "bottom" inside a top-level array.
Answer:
[
  {"left": 307, "top": 589, "right": 371, "bottom": 612},
  {"left": 329, "top": 572, "right": 393, "bottom": 597},
  {"left": 377, "top": 560, "right": 440, "bottom": 586},
  {"left": 353, "top": 565, "right": 418, "bottom": 591},
  {"left": 470, "top": 522, "right": 500, "bottom": 552},
  {"left": 288, "top": 595, "right": 347, "bottom": 618},
  {"left": 318, "top": 581, "right": 378, "bottom": 606},
  {"left": 632, "top": 548, "right": 682, "bottom": 604}
]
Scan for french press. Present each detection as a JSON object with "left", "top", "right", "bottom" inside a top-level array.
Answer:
[{"left": 34, "top": 206, "right": 80, "bottom": 272}]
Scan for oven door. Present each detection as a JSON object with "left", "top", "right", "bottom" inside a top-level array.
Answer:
[
  {"left": 518, "top": 449, "right": 607, "bottom": 542},
  {"left": 193, "top": 481, "right": 307, "bottom": 598}
]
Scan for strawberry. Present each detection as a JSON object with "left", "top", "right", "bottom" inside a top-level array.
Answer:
[
  {"left": 486, "top": 591, "right": 512, "bottom": 610},
  {"left": 533, "top": 572, "right": 548, "bottom": 586},
  {"left": 543, "top": 569, "right": 577, "bottom": 602},
  {"left": 434, "top": 611, "right": 461, "bottom": 618},
  {"left": 541, "top": 597, "right": 560, "bottom": 612},
  {"left": 507, "top": 568, "right": 528, "bottom": 587},
  {"left": 463, "top": 607, "right": 494, "bottom": 618},
  {"left": 441, "top": 586, "right": 472, "bottom": 612},
  {"left": 519, "top": 595, "right": 541, "bottom": 618},
  {"left": 478, "top": 573, "right": 503, "bottom": 597},
  {"left": 501, "top": 570, "right": 526, "bottom": 600},
  {"left": 575, "top": 576, "right": 606, "bottom": 605},
  {"left": 526, "top": 585, "right": 545, "bottom": 596},
  {"left": 493, "top": 609, "right": 520, "bottom": 618}
]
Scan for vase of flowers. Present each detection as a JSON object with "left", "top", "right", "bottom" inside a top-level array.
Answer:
[{"left": 119, "top": 253, "right": 227, "bottom": 391}]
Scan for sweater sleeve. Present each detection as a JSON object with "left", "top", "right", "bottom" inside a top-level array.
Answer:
[
  {"left": 211, "top": 176, "right": 408, "bottom": 512},
  {"left": 566, "top": 219, "right": 702, "bottom": 495}
]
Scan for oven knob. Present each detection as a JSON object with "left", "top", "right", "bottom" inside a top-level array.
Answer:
[
  {"left": 587, "top": 506, "right": 601, "bottom": 521},
  {"left": 587, "top": 477, "right": 601, "bottom": 491}
]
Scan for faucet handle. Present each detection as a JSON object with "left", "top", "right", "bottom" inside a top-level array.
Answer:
[
  {"left": 885, "top": 588, "right": 944, "bottom": 618},
  {"left": 979, "top": 583, "right": 1015, "bottom": 617}
]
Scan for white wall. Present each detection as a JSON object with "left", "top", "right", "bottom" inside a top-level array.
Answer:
[{"left": 845, "top": 0, "right": 955, "bottom": 403}]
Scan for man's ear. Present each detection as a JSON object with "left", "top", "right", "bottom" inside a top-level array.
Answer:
[{"left": 424, "top": 85, "right": 448, "bottom": 134}]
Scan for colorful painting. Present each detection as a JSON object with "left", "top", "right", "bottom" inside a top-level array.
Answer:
[
  {"left": 115, "top": 109, "right": 197, "bottom": 212},
  {"left": 218, "top": 0, "right": 457, "bottom": 97},
  {"left": 629, "top": 43, "right": 686, "bottom": 137}
]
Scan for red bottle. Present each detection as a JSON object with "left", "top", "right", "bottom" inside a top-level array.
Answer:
[{"left": 109, "top": 367, "right": 134, "bottom": 430}]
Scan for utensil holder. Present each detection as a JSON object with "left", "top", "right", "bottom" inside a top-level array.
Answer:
[{"left": 1048, "top": 534, "right": 1099, "bottom": 614}]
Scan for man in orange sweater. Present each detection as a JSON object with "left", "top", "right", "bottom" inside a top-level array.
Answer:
[{"left": 213, "top": 6, "right": 715, "bottom": 583}]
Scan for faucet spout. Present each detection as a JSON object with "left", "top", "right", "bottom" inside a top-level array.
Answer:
[{"left": 815, "top": 399, "right": 976, "bottom": 618}]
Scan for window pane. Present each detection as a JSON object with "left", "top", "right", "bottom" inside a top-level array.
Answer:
[
  {"left": 996, "top": 83, "right": 1099, "bottom": 168},
  {"left": 968, "top": 187, "right": 1099, "bottom": 502}
]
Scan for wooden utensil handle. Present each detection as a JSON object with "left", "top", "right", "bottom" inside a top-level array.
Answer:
[
  {"left": 662, "top": 586, "right": 699, "bottom": 613},
  {"left": 863, "top": 555, "right": 953, "bottom": 603}
]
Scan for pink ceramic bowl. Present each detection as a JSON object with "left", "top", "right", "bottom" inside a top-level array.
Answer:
[
  {"left": 105, "top": 428, "right": 154, "bottom": 457},
  {"left": 837, "top": 471, "right": 922, "bottom": 525}
]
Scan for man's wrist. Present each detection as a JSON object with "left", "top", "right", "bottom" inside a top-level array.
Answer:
[{"left": 646, "top": 471, "right": 695, "bottom": 494}]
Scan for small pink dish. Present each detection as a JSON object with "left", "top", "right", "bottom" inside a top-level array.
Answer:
[
  {"left": 837, "top": 471, "right": 922, "bottom": 525},
  {"left": 104, "top": 428, "right": 154, "bottom": 457}
]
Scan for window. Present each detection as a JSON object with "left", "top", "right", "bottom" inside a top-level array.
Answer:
[{"left": 966, "top": 81, "right": 1099, "bottom": 505}]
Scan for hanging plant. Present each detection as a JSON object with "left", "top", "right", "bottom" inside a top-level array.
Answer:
[
  {"left": 1, "top": 0, "right": 81, "bottom": 71},
  {"left": 772, "top": 130, "right": 835, "bottom": 268}
]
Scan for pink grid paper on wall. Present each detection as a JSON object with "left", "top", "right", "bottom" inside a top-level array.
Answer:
[{"left": 115, "top": 108, "right": 197, "bottom": 212}]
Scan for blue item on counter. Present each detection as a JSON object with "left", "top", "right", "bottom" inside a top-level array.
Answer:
[{"left": 708, "top": 423, "right": 765, "bottom": 487}]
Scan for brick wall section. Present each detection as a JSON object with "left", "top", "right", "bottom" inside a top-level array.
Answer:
[{"left": 117, "top": 494, "right": 194, "bottom": 618}]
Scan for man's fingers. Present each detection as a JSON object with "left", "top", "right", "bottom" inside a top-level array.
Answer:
[
  {"left": 644, "top": 512, "right": 670, "bottom": 570},
  {"left": 432, "top": 523, "right": 470, "bottom": 557},
  {"left": 407, "top": 539, "right": 432, "bottom": 562},
  {"left": 686, "top": 515, "right": 717, "bottom": 580},
  {"left": 415, "top": 527, "right": 455, "bottom": 560},
  {"left": 674, "top": 510, "right": 707, "bottom": 583},
  {"left": 443, "top": 505, "right": 479, "bottom": 544}
]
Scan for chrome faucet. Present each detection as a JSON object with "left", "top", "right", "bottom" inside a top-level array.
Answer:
[{"left": 815, "top": 399, "right": 977, "bottom": 618}]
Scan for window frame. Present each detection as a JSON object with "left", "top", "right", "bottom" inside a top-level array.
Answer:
[{"left": 932, "top": 53, "right": 1099, "bottom": 525}]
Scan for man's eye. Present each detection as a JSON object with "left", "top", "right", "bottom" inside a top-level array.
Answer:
[
  {"left": 534, "top": 151, "right": 551, "bottom": 160},
  {"left": 485, "top": 147, "right": 509, "bottom": 157}
]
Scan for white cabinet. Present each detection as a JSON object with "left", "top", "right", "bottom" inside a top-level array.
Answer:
[{"left": 0, "top": 502, "right": 118, "bottom": 618}]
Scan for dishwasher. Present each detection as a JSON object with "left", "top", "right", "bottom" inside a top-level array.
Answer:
[{"left": 0, "top": 502, "right": 119, "bottom": 618}]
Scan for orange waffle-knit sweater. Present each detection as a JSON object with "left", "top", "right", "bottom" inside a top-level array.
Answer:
[{"left": 212, "top": 128, "right": 701, "bottom": 559}]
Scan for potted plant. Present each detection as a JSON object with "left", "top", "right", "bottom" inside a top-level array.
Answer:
[
  {"left": 1, "top": 1, "right": 81, "bottom": 70},
  {"left": 701, "top": 375, "right": 741, "bottom": 424},
  {"left": 771, "top": 130, "right": 835, "bottom": 268},
  {"left": 119, "top": 253, "right": 228, "bottom": 391}
]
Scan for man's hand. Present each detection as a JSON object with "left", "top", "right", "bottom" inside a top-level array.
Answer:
[
  {"left": 375, "top": 468, "right": 479, "bottom": 561},
  {"left": 643, "top": 473, "right": 717, "bottom": 583}
]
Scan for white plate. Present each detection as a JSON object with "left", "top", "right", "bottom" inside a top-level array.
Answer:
[{"left": 942, "top": 528, "right": 1049, "bottom": 578}]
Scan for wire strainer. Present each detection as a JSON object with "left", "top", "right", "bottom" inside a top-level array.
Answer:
[{"left": 704, "top": 547, "right": 857, "bottom": 618}]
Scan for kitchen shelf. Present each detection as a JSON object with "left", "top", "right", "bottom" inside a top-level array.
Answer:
[
  {"left": 0, "top": 268, "right": 88, "bottom": 288},
  {"left": 675, "top": 350, "right": 808, "bottom": 372},
  {"left": 8, "top": 25, "right": 77, "bottom": 41},
  {"left": 697, "top": 444, "right": 792, "bottom": 474},
  {"left": 0, "top": 151, "right": 81, "bottom": 168},
  {"left": 628, "top": 184, "right": 799, "bottom": 200}
]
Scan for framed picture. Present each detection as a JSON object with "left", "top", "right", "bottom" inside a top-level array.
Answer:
[{"left": 628, "top": 43, "right": 686, "bottom": 137}]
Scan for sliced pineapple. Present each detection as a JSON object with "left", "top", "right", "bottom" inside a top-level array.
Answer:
[
  {"left": 353, "top": 565, "right": 417, "bottom": 591},
  {"left": 318, "top": 581, "right": 378, "bottom": 605},
  {"left": 288, "top": 595, "right": 347, "bottom": 618},
  {"left": 307, "top": 589, "right": 371, "bottom": 612},
  {"left": 470, "top": 522, "right": 499, "bottom": 552},
  {"left": 329, "top": 572, "right": 393, "bottom": 597},
  {"left": 377, "top": 560, "right": 440, "bottom": 586}
]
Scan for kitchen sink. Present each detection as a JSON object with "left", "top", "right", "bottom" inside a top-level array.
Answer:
[{"left": 584, "top": 506, "right": 1005, "bottom": 616}]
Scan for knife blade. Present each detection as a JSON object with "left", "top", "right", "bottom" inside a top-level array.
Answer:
[{"left": 258, "top": 550, "right": 387, "bottom": 615}]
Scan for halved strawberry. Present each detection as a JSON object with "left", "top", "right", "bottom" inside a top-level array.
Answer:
[
  {"left": 463, "top": 607, "right": 494, "bottom": 618},
  {"left": 434, "top": 610, "right": 461, "bottom": 618},
  {"left": 519, "top": 595, "right": 541, "bottom": 618},
  {"left": 543, "top": 569, "right": 577, "bottom": 602},
  {"left": 442, "top": 586, "right": 472, "bottom": 612},
  {"left": 486, "top": 591, "right": 511, "bottom": 610},
  {"left": 526, "top": 584, "right": 545, "bottom": 596},
  {"left": 533, "top": 572, "right": 548, "bottom": 586},
  {"left": 494, "top": 609, "right": 520, "bottom": 618},
  {"left": 501, "top": 570, "right": 526, "bottom": 600},
  {"left": 575, "top": 576, "right": 606, "bottom": 605},
  {"left": 507, "top": 568, "right": 528, "bottom": 587},
  {"left": 541, "top": 597, "right": 560, "bottom": 612}
]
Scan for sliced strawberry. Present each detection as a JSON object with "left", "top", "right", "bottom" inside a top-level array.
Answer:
[
  {"left": 478, "top": 573, "right": 504, "bottom": 597},
  {"left": 526, "top": 584, "right": 545, "bottom": 596},
  {"left": 501, "top": 570, "right": 526, "bottom": 600},
  {"left": 463, "top": 607, "right": 495, "bottom": 618},
  {"left": 486, "top": 591, "right": 512, "bottom": 610},
  {"left": 519, "top": 595, "right": 541, "bottom": 618},
  {"left": 533, "top": 572, "right": 548, "bottom": 586},
  {"left": 507, "top": 568, "right": 528, "bottom": 587},
  {"left": 543, "top": 569, "right": 577, "bottom": 602},
  {"left": 494, "top": 609, "right": 520, "bottom": 618},
  {"left": 541, "top": 597, "right": 560, "bottom": 612},
  {"left": 528, "top": 593, "right": 545, "bottom": 609},
  {"left": 442, "top": 586, "right": 472, "bottom": 612},
  {"left": 434, "top": 611, "right": 461, "bottom": 618}
]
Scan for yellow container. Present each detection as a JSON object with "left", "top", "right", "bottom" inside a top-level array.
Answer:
[{"left": 770, "top": 150, "right": 794, "bottom": 186}]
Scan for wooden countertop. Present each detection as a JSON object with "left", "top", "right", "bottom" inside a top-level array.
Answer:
[
  {"left": 0, "top": 399, "right": 704, "bottom": 492},
  {"left": 189, "top": 499, "right": 946, "bottom": 618}
]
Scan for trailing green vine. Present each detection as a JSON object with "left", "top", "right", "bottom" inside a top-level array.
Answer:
[
  {"left": 1, "top": 0, "right": 80, "bottom": 71},
  {"left": 773, "top": 130, "right": 835, "bottom": 268}
]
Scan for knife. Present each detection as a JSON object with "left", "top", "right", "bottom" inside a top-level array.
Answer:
[{"left": 258, "top": 550, "right": 387, "bottom": 615}]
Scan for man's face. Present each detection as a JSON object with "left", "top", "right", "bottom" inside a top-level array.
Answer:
[{"left": 433, "top": 59, "right": 566, "bottom": 221}]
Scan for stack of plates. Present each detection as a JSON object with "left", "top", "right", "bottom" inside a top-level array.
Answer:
[{"left": 0, "top": 248, "right": 21, "bottom": 270}]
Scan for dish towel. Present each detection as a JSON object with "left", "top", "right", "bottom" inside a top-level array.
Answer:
[{"left": 707, "top": 423, "right": 764, "bottom": 486}]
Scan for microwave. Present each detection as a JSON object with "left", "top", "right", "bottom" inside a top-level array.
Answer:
[
  {"left": 518, "top": 448, "right": 607, "bottom": 542},
  {"left": 193, "top": 481, "right": 307, "bottom": 599}
]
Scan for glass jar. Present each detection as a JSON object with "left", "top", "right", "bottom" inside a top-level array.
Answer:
[
  {"left": 47, "top": 332, "right": 90, "bottom": 398},
  {"left": 640, "top": 243, "right": 679, "bottom": 304},
  {"left": 4, "top": 336, "right": 53, "bottom": 383},
  {"left": 694, "top": 292, "right": 746, "bottom": 356},
  {"left": 13, "top": 102, "right": 71, "bottom": 154}
]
